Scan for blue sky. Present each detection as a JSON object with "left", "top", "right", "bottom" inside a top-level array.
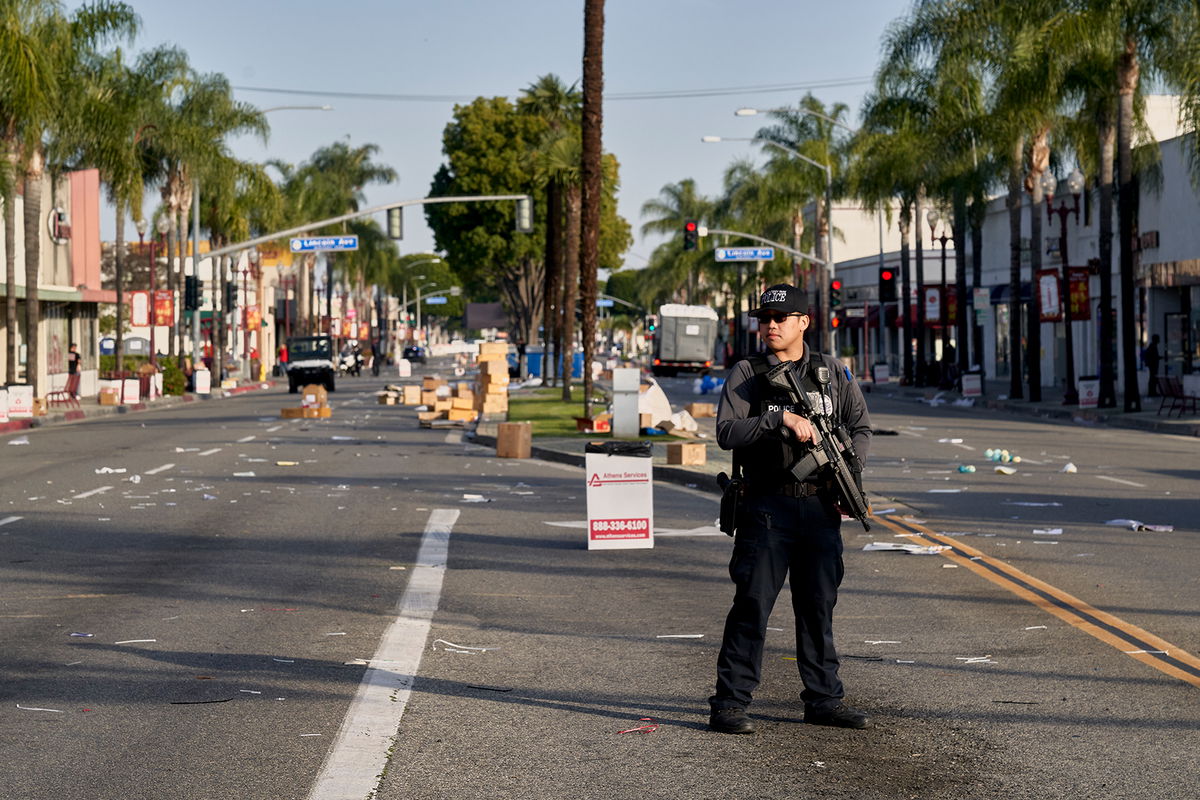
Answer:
[{"left": 113, "top": 0, "right": 911, "bottom": 266}]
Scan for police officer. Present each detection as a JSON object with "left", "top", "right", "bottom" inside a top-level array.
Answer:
[{"left": 708, "top": 283, "right": 872, "bottom": 735}]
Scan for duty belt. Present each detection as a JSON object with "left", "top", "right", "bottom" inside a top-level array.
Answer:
[{"left": 749, "top": 480, "right": 825, "bottom": 498}]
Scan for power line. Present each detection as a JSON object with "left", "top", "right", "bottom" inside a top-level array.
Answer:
[{"left": 231, "top": 76, "right": 874, "bottom": 104}]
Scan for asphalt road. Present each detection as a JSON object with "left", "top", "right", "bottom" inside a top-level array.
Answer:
[{"left": 1, "top": 365, "right": 1196, "bottom": 799}]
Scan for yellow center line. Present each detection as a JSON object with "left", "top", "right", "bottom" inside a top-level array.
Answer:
[{"left": 870, "top": 513, "right": 1200, "bottom": 689}]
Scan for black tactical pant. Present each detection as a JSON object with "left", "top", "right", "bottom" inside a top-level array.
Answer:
[{"left": 710, "top": 492, "right": 845, "bottom": 712}]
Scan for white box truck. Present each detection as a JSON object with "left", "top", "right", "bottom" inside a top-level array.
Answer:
[{"left": 650, "top": 304, "right": 720, "bottom": 377}]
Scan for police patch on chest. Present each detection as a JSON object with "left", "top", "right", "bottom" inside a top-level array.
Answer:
[{"left": 808, "top": 391, "right": 834, "bottom": 416}]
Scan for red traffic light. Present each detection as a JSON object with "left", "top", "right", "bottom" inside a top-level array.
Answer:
[
  {"left": 830, "top": 279, "right": 843, "bottom": 291},
  {"left": 831, "top": 314, "right": 841, "bottom": 328},
  {"left": 684, "top": 221, "right": 697, "bottom": 232},
  {"left": 880, "top": 270, "right": 894, "bottom": 282}
]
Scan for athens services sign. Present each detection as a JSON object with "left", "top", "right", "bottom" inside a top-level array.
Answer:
[{"left": 584, "top": 450, "right": 654, "bottom": 550}]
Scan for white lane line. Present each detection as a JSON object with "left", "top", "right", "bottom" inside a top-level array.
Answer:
[
  {"left": 307, "top": 508, "right": 460, "bottom": 800},
  {"left": 0, "top": 516, "right": 23, "bottom": 528},
  {"left": 73, "top": 486, "right": 113, "bottom": 500},
  {"left": 951, "top": 442, "right": 975, "bottom": 451},
  {"left": 266, "top": 425, "right": 283, "bottom": 433},
  {"left": 144, "top": 463, "right": 175, "bottom": 476},
  {"left": 898, "top": 429, "right": 923, "bottom": 438},
  {"left": 197, "top": 448, "right": 222, "bottom": 457},
  {"left": 1095, "top": 475, "right": 1146, "bottom": 488},
  {"left": 236, "top": 435, "right": 256, "bottom": 443}
]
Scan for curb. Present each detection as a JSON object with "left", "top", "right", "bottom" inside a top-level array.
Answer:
[{"left": 1, "top": 380, "right": 278, "bottom": 434}]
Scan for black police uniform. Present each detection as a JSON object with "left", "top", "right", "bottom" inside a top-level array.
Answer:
[{"left": 710, "top": 347, "right": 872, "bottom": 717}]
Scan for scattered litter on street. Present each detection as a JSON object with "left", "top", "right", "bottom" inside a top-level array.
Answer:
[
  {"left": 324, "top": 632, "right": 346, "bottom": 636},
  {"left": 994, "top": 465, "right": 1018, "bottom": 475},
  {"left": 389, "top": 566, "right": 407, "bottom": 571},
  {"left": 865, "top": 640, "right": 901, "bottom": 645},
  {"left": 942, "top": 564, "right": 959, "bottom": 568},
  {"left": 1004, "top": 501, "right": 1061, "bottom": 507},
  {"left": 1032, "top": 528, "right": 1063, "bottom": 535},
  {"left": 343, "top": 659, "right": 369, "bottom": 666},
  {"left": 617, "top": 717, "right": 659, "bottom": 734},
  {"left": 863, "top": 542, "right": 949, "bottom": 555},
  {"left": 956, "top": 656, "right": 997, "bottom": 664},
  {"left": 1024, "top": 625, "right": 1047, "bottom": 630},
  {"left": 957, "top": 465, "right": 976, "bottom": 473},
  {"left": 461, "top": 494, "right": 490, "bottom": 503},
  {"left": 928, "top": 488, "right": 965, "bottom": 493},
  {"left": 938, "top": 438, "right": 964, "bottom": 444},
  {"left": 233, "top": 472, "right": 256, "bottom": 477},
  {"left": 7, "top": 436, "right": 30, "bottom": 445},
  {"left": 276, "top": 461, "right": 298, "bottom": 467},
  {"left": 170, "top": 697, "right": 234, "bottom": 705},
  {"left": 69, "top": 632, "right": 94, "bottom": 637},
  {"left": 813, "top": 761, "right": 827, "bottom": 768},
  {"left": 1124, "top": 649, "right": 1168, "bottom": 655},
  {"left": 16, "top": 704, "right": 63, "bottom": 712},
  {"left": 272, "top": 658, "right": 295, "bottom": 663},
  {"left": 127, "top": 475, "right": 141, "bottom": 484},
  {"left": 95, "top": 467, "right": 126, "bottom": 474},
  {"left": 432, "top": 638, "right": 497, "bottom": 653},
  {"left": 174, "top": 447, "right": 199, "bottom": 453},
  {"left": 468, "top": 684, "right": 514, "bottom": 692},
  {"left": 896, "top": 659, "right": 915, "bottom": 664},
  {"left": 992, "top": 699, "right": 1040, "bottom": 704},
  {"left": 299, "top": 733, "right": 323, "bottom": 737},
  {"left": 114, "top": 639, "right": 156, "bottom": 644},
  {"left": 656, "top": 634, "right": 703, "bottom": 639},
  {"left": 1060, "top": 463, "right": 1078, "bottom": 473},
  {"left": 1105, "top": 519, "right": 1174, "bottom": 532},
  {"left": 331, "top": 436, "right": 355, "bottom": 441}
]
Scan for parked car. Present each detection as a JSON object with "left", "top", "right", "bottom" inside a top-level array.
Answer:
[{"left": 403, "top": 345, "right": 427, "bottom": 364}]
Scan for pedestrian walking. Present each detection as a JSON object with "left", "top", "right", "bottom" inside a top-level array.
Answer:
[
  {"left": 1144, "top": 334, "right": 1162, "bottom": 396},
  {"left": 709, "top": 283, "right": 873, "bottom": 735},
  {"left": 65, "top": 342, "right": 81, "bottom": 397}
]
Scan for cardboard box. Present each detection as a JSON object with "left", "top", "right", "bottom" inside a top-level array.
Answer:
[
  {"left": 434, "top": 399, "right": 452, "bottom": 412},
  {"left": 479, "top": 398, "right": 508, "bottom": 415},
  {"left": 31, "top": 397, "right": 47, "bottom": 416},
  {"left": 639, "top": 413, "right": 654, "bottom": 429},
  {"left": 317, "top": 406, "right": 332, "bottom": 418},
  {"left": 479, "top": 341, "right": 508, "bottom": 356},
  {"left": 301, "top": 384, "right": 328, "bottom": 409},
  {"left": 575, "top": 414, "right": 611, "bottom": 433},
  {"left": 378, "top": 394, "right": 397, "bottom": 405},
  {"left": 420, "top": 390, "right": 437, "bottom": 406},
  {"left": 480, "top": 358, "right": 508, "bottom": 376},
  {"left": 667, "top": 441, "right": 707, "bottom": 466},
  {"left": 451, "top": 395, "right": 474, "bottom": 410},
  {"left": 417, "top": 410, "right": 445, "bottom": 422},
  {"left": 447, "top": 407, "right": 479, "bottom": 422},
  {"left": 402, "top": 386, "right": 422, "bottom": 405},
  {"left": 99, "top": 388, "right": 120, "bottom": 406},
  {"left": 302, "top": 407, "right": 321, "bottom": 418},
  {"left": 496, "top": 421, "right": 532, "bottom": 459},
  {"left": 281, "top": 407, "right": 305, "bottom": 418},
  {"left": 686, "top": 402, "right": 716, "bottom": 418},
  {"left": 455, "top": 382, "right": 473, "bottom": 396},
  {"left": 422, "top": 376, "right": 446, "bottom": 391}
]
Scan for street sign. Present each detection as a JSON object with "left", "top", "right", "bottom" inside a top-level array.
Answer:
[
  {"left": 289, "top": 235, "right": 359, "bottom": 253},
  {"left": 425, "top": 296, "right": 448, "bottom": 305},
  {"left": 596, "top": 298, "right": 615, "bottom": 307},
  {"left": 845, "top": 307, "right": 865, "bottom": 318},
  {"left": 715, "top": 247, "right": 774, "bottom": 261}
]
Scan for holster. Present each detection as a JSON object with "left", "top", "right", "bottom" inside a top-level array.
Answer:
[{"left": 716, "top": 471, "right": 743, "bottom": 537}]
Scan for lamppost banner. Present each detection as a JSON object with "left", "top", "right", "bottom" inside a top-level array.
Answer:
[
  {"left": 1037, "top": 269, "right": 1062, "bottom": 322},
  {"left": 130, "top": 291, "right": 150, "bottom": 327},
  {"left": 1068, "top": 267, "right": 1091, "bottom": 320},
  {"left": 153, "top": 290, "right": 174, "bottom": 327}
]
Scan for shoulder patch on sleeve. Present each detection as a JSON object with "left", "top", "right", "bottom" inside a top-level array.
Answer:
[{"left": 844, "top": 364, "right": 854, "bottom": 382}]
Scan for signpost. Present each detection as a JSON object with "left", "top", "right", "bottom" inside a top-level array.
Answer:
[
  {"left": 289, "top": 236, "right": 359, "bottom": 253},
  {"left": 715, "top": 247, "right": 775, "bottom": 262},
  {"left": 424, "top": 296, "right": 448, "bottom": 305}
]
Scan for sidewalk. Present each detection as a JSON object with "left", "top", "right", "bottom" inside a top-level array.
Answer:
[
  {"left": 472, "top": 376, "right": 1197, "bottom": 495},
  {"left": 0, "top": 380, "right": 278, "bottom": 435}
]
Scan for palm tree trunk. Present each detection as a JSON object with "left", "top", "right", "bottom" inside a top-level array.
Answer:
[
  {"left": 914, "top": 186, "right": 926, "bottom": 385},
  {"left": 217, "top": 252, "right": 228, "bottom": 380},
  {"left": 579, "top": 0, "right": 605, "bottom": 419},
  {"left": 115, "top": 200, "right": 126, "bottom": 374},
  {"left": 23, "top": 159, "right": 44, "bottom": 395},
  {"left": 898, "top": 204, "right": 913, "bottom": 384},
  {"left": 560, "top": 185, "right": 581, "bottom": 402},
  {"left": 544, "top": 180, "right": 562, "bottom": 387},
  {"left": 4, "top": 150, "right": 17, "bottom": 385},
  {"left": 952, "top": 188, "right": 969, "bottom": 375},
  {"left": 1097, "top": 112, "right": 1117, "bottom": 408},
  {"left": 1007, "top": 136, "right": 1025, "bottom": 400},
  {"left": 1117, "top": 37, "right": 1141, "bottom": 412},
  {"left": 1027, "top": 127, "right": 1049, "bottom": 402},
  {"left": 970, "top": 189, "right": 985, "bottom": 373}
]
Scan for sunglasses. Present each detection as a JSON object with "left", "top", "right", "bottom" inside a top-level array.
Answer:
[{"left": 756, "top": 312, "right": 803, "bottom": 324}]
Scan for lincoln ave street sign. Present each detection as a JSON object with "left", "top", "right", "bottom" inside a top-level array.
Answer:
[
  {"left": 289, "top": 235, "right": 359, "bottom": 253},
  {"left": 715, "top": 247, "right": 775, "bottom": 261}
]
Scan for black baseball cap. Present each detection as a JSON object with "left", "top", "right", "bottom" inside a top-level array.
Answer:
[{"left": 749, "top": 283, "right": 808, "bottom": 317}]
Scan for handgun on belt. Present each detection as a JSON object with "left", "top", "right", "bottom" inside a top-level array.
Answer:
[{"left": 765, "top": 361, "right": 872, "bottom": 531}]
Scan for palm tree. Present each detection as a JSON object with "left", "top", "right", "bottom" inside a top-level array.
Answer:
[
  {"left": 519, "top": 74, "right": 581, "bottom": 387},
  {"left": 580, "top": 0, "right": 605, "bottom": 418},
  {"left": 0, "top": 0, "right": 136, "bottom": 391},
  {"left": 538, "top": 133, "right": 582, "bottom": 402}
]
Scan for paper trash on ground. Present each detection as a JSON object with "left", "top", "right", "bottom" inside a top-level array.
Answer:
[
  {"left": 1105, "top": 519, "right": 1174, "bottom": 532},
  {"left": 863, "top": 542, "right": 950, "bottom": 555}
]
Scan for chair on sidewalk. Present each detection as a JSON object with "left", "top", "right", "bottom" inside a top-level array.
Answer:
[{"left": 1155, "top": 376, "right": 1197, "bottom": 417}]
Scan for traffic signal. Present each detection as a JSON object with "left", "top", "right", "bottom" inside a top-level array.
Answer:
[
  {"left": 831, "top": 313, "right": 841, "bottom": 329},
  {"left": 647, "top": 314, "right": 658, "bottom": 333},
  {"left": 829, "top": 278, "right": 843, "bottom": 309},
  {"left": 515, "top": 196, "right": 533, "bottom": 233},
  {"left": 184, "top": 275, "right": 200, "bottom": 311},
  {"left": 879, "top": 266, "right": 897, "bottom": 303},
  {"left": 683, "top": 220, "right": 698, "bottom": 251},
  {"left": 224, "top": 282, "right": 236, "bottom": 311},
  {"left": 387, "top": 207, "right": 403, "bottom": 240}
]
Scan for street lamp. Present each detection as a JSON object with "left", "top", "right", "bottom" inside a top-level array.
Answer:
[
  {"left": 1044, "top": 167, "right": 1085, "bottom": 405},
  {"left": 927, "top": 209, "right": 954, "bottom": 380},
  {"left": 242, "top": 249, "right": 260, "bottom": 380},
  {"left": 413, "top": 281, "right": 443, "bottom": 342}
]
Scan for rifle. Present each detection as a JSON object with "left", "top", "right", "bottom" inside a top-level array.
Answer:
[{"left": 764, "top": 360, "right": 872, "bottom": 531}]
